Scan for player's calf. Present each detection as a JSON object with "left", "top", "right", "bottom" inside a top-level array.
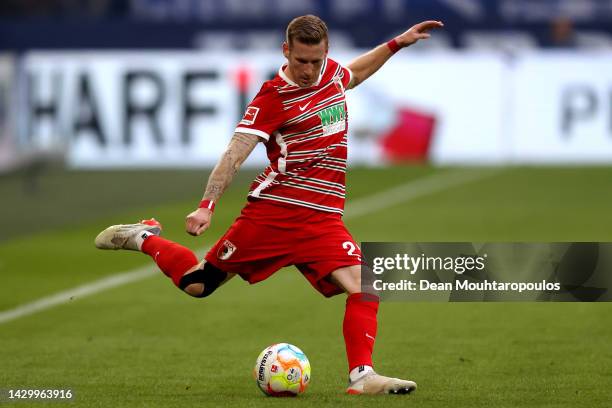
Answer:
[{"left": 94, "top": 219, "right": 231, "bottom": 298}]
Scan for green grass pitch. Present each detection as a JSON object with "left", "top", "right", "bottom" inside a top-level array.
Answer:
[{"left": 1, "top": 166, "right": 611, "bottom": 407}]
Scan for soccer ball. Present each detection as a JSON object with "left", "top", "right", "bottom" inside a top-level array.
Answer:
[{"left": 254, "top": 343, "right": 311, "bottom": 396}]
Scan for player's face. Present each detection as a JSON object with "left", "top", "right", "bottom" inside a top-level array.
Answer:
[{"left": 283, "top": 40, "right": 328, "bottom": 88}]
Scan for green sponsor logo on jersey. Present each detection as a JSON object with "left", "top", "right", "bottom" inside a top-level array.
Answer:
[{"left": 317, "top": 103, "right": 345, "bottom": 127}]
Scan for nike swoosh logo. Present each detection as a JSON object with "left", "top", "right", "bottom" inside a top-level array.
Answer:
[
  {"left": 299, "top": 101, "right": 311, "bottom": 111},
  {"left": 365, "top": 333, "right": 375, "bottom": 341}
]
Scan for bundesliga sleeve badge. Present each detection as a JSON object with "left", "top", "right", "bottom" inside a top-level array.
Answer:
[{"left": 240, "top": 106, "right": 260, "bottom": 126}]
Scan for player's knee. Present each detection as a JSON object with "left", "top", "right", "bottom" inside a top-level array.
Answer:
[
  {"left": 178, "top": 262, "right": 228, "bottom": 298},
  {"left": 344, "top": 265, "right": 362, "bottom": 288},
  {"left": 350, "top": 267, "right": 361, "bottom": 286},
  {"left": 183, "top": 283, "right": 205, "bottom": 297},
  {"left": 330, "top": 265, "right": 362, "bottom": 294}
]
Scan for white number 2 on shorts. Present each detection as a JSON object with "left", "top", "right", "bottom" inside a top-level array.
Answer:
[{"left": 342, "top": 241, "right": 361, "bottom": 261}]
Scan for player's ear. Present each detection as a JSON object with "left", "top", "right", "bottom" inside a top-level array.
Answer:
[{"left": 282, "top": 42, "right": 290, "bottom": 59}]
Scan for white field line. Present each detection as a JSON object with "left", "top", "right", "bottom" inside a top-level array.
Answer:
[
  {"left": 0, "top": 168, "right": 498, "bottom": 325},
  {"left": 344, "top": 168, "right": 498, "bottom": 220},
  {"left": 0, "top": 265, "right": 155, "bottom": 324}
]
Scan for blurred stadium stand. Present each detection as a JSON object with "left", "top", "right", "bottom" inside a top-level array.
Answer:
[
  {"left": 0, "top": 0, "right": 611, "bottom": 50},
  {"left": 1, "top": 0, "right": 611, "bottom": 176},
  {"left": 461, "top": 31, "right": 538, "bottom": 53}
]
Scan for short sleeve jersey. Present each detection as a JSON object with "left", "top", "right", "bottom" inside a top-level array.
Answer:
[{"left": 236, "top": 58, "right": 353, "bottom": 215}]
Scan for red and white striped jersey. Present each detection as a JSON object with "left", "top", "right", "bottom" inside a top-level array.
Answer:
[{"left": 235, "top": 58, "right": 353, "bottom": 215}]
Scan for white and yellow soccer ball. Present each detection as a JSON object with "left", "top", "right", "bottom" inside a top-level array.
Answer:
[{"left": 254, "top": 343, "right": 311, "bottom": 396}]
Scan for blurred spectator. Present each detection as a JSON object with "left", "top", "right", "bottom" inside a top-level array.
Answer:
[{"left": 549, "top": 16, "right": 577, "bottom": 48}]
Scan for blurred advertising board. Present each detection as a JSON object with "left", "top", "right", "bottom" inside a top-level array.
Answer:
[
  {"left": 19, "top": 51, "right": 612, "bottom": 167},
  {"left": 347, "top": 54, "right": 506, "bottom": 165},
  {"left": 511, "top": 54, "right": 612, "bottom": 163},
  {"left": 21, "top": 52, "right": 270, "bottom": 168},
  {"left": 0, "top": 55, "right": 16, "bottom": 172}
]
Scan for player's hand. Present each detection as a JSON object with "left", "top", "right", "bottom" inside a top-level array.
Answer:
[
  {"left": 396, "top": 20, "right": 444, "bottom": 47},
  {"left": 185, "top": 208, "right": 213, "bottom": 236}
]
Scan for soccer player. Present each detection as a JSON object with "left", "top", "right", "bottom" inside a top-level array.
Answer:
[{"left": 95, "top": 15, "right": 442, "bottom": 395}]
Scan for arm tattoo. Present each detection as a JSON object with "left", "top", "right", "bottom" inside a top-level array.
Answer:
[
  {"left": 204, "top": 184, "right": 223, "bottom": 198},
  {"left": 202, "top": 132, "right": 260, "bottom": 202}
]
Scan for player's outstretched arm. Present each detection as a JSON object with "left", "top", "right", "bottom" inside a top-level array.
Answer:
[
  {"left": 346, "top": 20, "right": 443, "bottom": 89},
  {"left": 185, "top": 132, "right": 260, "bottom": 236}
]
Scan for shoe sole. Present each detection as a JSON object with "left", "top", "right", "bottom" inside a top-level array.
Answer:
[
  {"left": 346, "top": 381, "right": 417, "bottom": 395},
  {"left": 388, "top": 385, "right": 416, "bottom": 394}
]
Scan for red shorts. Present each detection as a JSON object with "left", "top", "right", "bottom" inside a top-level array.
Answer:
[{"left": 205, "top": 198, "right": 362, "bottom": 297}]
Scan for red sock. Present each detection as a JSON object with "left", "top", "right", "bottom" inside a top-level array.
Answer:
[
  {"left": 343, "top": 293, "right": 380, "bottom": 372},
  {"left": 141, "top": 236, "right": 199, "bottom": 287}
]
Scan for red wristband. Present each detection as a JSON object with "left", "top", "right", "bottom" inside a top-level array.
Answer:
[
  {"left": 387, "top": 38, "right": 401, "bottom": 54},
  {"left": 198, "top": 199, "right": 215, "bottom": 212}
]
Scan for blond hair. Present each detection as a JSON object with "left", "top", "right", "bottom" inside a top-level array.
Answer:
[{"left": 286, "top": 15, "right": 328, "bottom": 47}]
